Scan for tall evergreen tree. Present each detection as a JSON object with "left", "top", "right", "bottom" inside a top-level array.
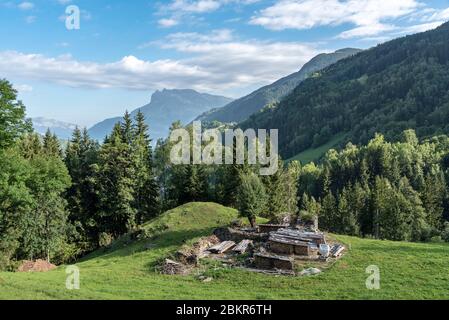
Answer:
[{"left": 132, "top": 111, "right": 160, "bottom": 223}]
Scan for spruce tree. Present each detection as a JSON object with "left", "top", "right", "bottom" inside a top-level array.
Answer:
[
  {"left": 132, "top": 111, "right": 160, "bottom": 223},
  {"left": 237, "top": 172, "right": 267, "bottom": 227}
]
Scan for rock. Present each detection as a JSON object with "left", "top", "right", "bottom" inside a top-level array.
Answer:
[
  {"left": 299, "top": 267, "right": 321, "bottom": 276},
  {"left": 162, "top": 259, "right": 189, "bottom": 275},
  {"left": 202, "top": 277, "right": 213, "bottom": 283}
]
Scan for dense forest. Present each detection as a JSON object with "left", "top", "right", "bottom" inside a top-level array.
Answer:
[
  {"left": 298, "top": 131, "right": 449, "bottom": 242},
  {"left": 241, "top": 22, "right": 449, "bottom": 159}
]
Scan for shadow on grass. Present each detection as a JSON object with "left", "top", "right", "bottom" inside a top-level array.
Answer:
[{"left": 79, "top": 227, "right": 218, "bottom": 263}]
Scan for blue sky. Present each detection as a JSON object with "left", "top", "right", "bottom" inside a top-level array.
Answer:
[{"left": 1, "top": 0, "right": 449, "bottom": 127}]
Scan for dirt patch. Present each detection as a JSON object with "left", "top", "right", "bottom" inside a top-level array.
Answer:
[{"left": 17, "top": 260, "right": 56, "bottom": 272}]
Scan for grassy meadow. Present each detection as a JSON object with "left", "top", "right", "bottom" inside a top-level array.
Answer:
[{"left": 1, "top": 202, "right": 448, "bottom": 300}]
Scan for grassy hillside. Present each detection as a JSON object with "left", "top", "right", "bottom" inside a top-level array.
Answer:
[
  {"left": 197, "top": 48, "right": 361, "bottom": 124},
  {"left": 1, "top": 202, "right": 449, "bottom": 300},
  {"left": 287, "top": 133, "right": 347, "bottom": 164}
]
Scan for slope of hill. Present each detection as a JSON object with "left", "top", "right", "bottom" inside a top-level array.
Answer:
[
  {"left": 88, "top": 89, "right": 232, "bottom": 142},
  {"left": 196, "top": 48, "right": 362, "bottom": 124},
  {"left": 1, "top": 202, "right": 449, "bottom": 300},
  {"left": 241, "top": 22, "right": 449, "bottom": 159},
  {"left": 32, "top": 117, "right": 78, "bottom": 140}
]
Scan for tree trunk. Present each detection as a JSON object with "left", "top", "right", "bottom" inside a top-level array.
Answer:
[{"left": 249, "top": 216, "right": 256, "bottom": 228}]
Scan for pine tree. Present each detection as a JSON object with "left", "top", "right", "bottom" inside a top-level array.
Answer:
[
  {"left": 338, "top": 187, "right": 359, "bottom": 235},
  {"left": 320, "top": 191, "right": 337, "bottom": 232},
  {"left": 96, "top": 122, "right": 136, "bottom": 237},
  {"left": 65, "top": 127, "right": 100, "bottom": 250},
  {"left": 132, "top": 111, "right": 160, "bottom": 223},
  {"left": 237, "top": 172, "right": 267, "bottom": 227},
  {"left": 43, "top": 129, "right": 62, "bottom": 157}
]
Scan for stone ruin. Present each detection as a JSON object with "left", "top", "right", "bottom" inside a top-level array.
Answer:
[{"left": 161, "top": 219, "right": 346, "bottom": 276}]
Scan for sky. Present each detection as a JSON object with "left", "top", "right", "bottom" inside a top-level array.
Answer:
[{"left": 1, "top": 0, "right": 449, "bottom": 127}]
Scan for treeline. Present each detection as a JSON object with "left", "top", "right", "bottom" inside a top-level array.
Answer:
[
  {"left": 0, "top": 80, "right": 160, "bottom": 268},
  {"left": 64, "top": 111, "right": 159, "bottom": 252},
  {"left": 153, "top": 121, "right": 299, "bottom": 224},
  {"left": 298, "top": 130, "right": 449, "bottom": 242}
]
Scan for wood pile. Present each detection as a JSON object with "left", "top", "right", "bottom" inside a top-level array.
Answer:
[
  {"left": 254, "top": 253, "right": 294, "bottom": 271},
  {"left": 272, "top": 229, "right": 326, "bottom": 245},
  {"left": 213, "top": 227, "right": 269, "bottom": 242},
  {"left": 258, "top": 224, "right": 289, "bottom": 233},
  {"left": 208, "top": 241, "right": 236, "bottom": 254},
  {"left": 233, "top": 240, "right": 253, "bottom": 254},
  {"left": 330, "top": 244, "right": 345, "bottom": 257},
  {"left": 268, "top": 229, "right": 325, "bottom": 256}
]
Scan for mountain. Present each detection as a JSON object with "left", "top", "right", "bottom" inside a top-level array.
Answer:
[
  {"left": 88, "top": 89, "right": 233, "bottom": 142},
  {"left": 196, "top": 48, "right": 362, "bottom": 124},
  {"left": 240, "top": 22, "right": 449, "bottom": 160},
  {"left": 32, "top": 117, "right": 78, "bottom": 140}
]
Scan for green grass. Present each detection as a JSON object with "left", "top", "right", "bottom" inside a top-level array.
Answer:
[
  {"left": 1, "top": 202, "right": 449, "bottom": 300},
  {"left": 287, "top": 133, "right": 347, "bottom": 164}
]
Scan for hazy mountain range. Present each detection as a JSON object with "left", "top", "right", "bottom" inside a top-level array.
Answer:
[
  {"left": 33, "top": 48, "right": 363, "bottom": 143},
  {"left": 32, "top": 117, "right": 78, "bottom": 140},
  {"left": 87, "top": 89, "right": 233, "bottom": 142}
]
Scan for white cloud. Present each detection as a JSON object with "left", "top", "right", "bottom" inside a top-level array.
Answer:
[
  {"left": 18, "top": 1, "right": 34, "bottom": 10},
  {"left": 158, "top": 18, "right": 179, "bottom": 28},
  {"left": 0, "top": 31, "right": 319, "bottom": 95},
  {"left": 158, "top": 0, "right": 260, "bottom": 27},
  {"left": 25, "top": 15, "right": 36, "bottom": 23},
  {"left": 250, "top": 0, "right": 422, "bottom": 39},
  {"left": 14, "top": 84, "right": 33, "bottom": 93},
  {"left": 168, "top": 0, "right": 222, "bottom": 13}
]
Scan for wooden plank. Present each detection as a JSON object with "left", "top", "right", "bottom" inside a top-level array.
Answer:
[
  {"left": 274, "top": 229, "right": 325, "bottom": 241},
  {"left": 233, "top": 240, "right": 253, "bottom": 254},
  {"left": 254, "top": 253, "right": 294, "bottom": 270},
  {"left": 331, "top": 245, "right": 345, "bottom": 257},
  {"left": 269, "top": 236, "right": 310, "bottom": 246},
  {"left": 208, "top": 241, "right": 236, "bottom": 254}
]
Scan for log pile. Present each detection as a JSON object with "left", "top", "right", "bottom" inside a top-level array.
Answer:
[
  {"left": 233, "top": 240, "right": 253, "bottom": 254},
  {"left": 258, "top": 224, "right": 289, "bottom": 233},
  {"left": 254, "top": 253, "right": 294, "bottom": 271},
  {"left": 330, "top": 244, "right": 345, "bottom": 258},
  {"left": 208, "top": 241, "right": 236, "bottom": 254}
]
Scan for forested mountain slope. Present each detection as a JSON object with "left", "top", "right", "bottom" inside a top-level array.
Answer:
[
  {"left": 241, "top": 22, "right": 449, "bottom": 159},
  {"left": 196, "top": 48, "right": 361, "bottom": 124}
]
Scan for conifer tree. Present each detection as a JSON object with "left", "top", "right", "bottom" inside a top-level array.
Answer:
[
  {"left": 237, "top": 172, "right": 267, "bottom": 227},
  {"left": 132, "top": 111, "right": 160, "bottom": 223}
]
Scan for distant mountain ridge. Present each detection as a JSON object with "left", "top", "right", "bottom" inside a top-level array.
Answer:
[
  {"left": 88, "top": 89, "right": 233, "bottom": 142},
  {"left": 32, "top": 117, "right": 78, "bottom": 140},
  {"left": 196, "top": 48, "right": 362, "bottom": 124}
]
